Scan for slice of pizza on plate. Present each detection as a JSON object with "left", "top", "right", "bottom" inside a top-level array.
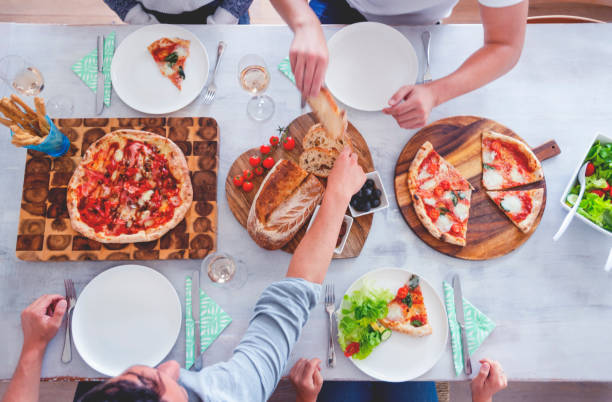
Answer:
[
  {"left": 487, "top": 188, "right": 544, "bottom": 233},
  {"left": 147, "top": 37, "right": 190, "bottom": 90},
  {"left": 380, "top": 274, "right": 433, "bottom": 337},
  {"left": 482, "top": 131, "right": 543, "bottom": 190}
]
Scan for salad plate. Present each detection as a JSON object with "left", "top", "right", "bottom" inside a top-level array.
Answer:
[
  {"left": 338, "top": 267, "right": 448, "bottom": 382},
  {"left": 560, "top": 132, "right": 612, "bottom": 237}
]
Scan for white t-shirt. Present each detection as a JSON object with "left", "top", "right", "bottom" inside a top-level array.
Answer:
[{"left": 346, "top": 0, "right": 524, "bottom": 25}]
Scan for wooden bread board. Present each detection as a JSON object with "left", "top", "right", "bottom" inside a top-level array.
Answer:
[
  {"left": 16, "top": 117, "right": 218, "bottom": 262},
  {"left": 225, "top": 113, "right": 374, "bottom": 258},
  {"left": 394, "top": 116, "right": 560, "bottom": 260}
]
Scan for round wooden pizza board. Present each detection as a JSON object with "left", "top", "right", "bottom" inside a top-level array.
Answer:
[
  {"left": 394, "top": 116, "right": 561, "bottom": 260},
  {"left": 226, "top": 113, "right": 374, "bottom": 258}
]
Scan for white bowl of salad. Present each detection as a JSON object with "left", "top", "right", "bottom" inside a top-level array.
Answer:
[{"left": 561, "top": 133, "right": 612, "bottom": 237}]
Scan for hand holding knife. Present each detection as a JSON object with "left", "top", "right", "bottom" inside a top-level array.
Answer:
[{"left": 452, "top": 274, "right": 472, "bottom": 375}]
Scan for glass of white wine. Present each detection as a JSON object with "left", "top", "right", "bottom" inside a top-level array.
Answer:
[
  {"left": 0, "top": 55, "right": 73, "bottom": 116},
  {"left": 238, "top": 54, "right": 275, "bottom": 121},
  {"left": 201, "top": 252, "right": 247, "bottom": 289}
]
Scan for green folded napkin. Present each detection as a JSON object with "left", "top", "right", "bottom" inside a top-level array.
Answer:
[
  {"left": 185, "top": 276, "right": 232, "bottom": 369},
  {"left": 71, "top": 32, "right": 115, "bottom": 107},
  {"left": 278, "top": 57, "right": 295, "bottom": 85},
  {"left": 443, "top": 281, "right": 495, "bottom": 376}
]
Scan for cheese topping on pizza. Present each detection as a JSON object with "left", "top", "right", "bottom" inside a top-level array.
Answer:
[
  {"left": 380, "top": 275, "right": 432, "bottom": 337},
  {"left": 416, "top": 187, "right": 472, "bottom": 242},
  {"left": 487, "top": 189, "right": 544, "bottom": 233},
  {"left": 148, "top": 37, "right": 190, "bottom": 90}
]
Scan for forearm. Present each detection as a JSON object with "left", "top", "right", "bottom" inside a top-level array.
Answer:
[
  {"left": 286, "top": 189, "right": 349, "bottom": 284},
  {"left": 1, "top": 345, "right": 45, "bottom": 402},
  {"left": 270, "top": 0, "right": 319, "bottom": 32}
]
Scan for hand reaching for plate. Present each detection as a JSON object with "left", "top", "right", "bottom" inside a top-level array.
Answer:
[
  {"left": 290, "top": 23, "right": 328, "bottom": 98},
  {"left": 21, "top": 294, "right": 67, "bottom": 353},
  {"left": 327, "top": 147, "right": 366, "bottom": 205},
  {"left": 471, "top": 359, "right": 508, "bottom": 402},
  {"left": 383, "top": 84, "right": 437, "bottom": 130}
]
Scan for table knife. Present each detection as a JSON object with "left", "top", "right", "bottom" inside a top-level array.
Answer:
[
  {"left": 452, "top": 274, "right": 472, "bottom": 375},
  {"left": 95, "top": 35, "right": 105, "bottom": 115},
  {"left": 422, "top": 31, "right": 432, "bottom": 84},
  {"left": 192, "top": 270, "right": 201, "bottom": 359}
]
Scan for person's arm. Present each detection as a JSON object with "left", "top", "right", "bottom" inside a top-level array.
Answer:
[
  {"left": 270, "top": 0, "right": 328, "bottom": 97},
  {"left": 2, "top": 295, "right": 67, "bottom": 402},
  {"left": 383, "top": 0, "right": 528, "bottom": 129},
  {"left": 471, "top": 359, "right": 508, "bottom": 402},
  {"left": 208, "top": 0, "right": 253, "bottom": 24}
]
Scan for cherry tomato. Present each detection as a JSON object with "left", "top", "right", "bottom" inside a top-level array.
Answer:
[
  {"left": 254, "top": 166, "right": 264, "bottom": 176},
  {"left": 491, "top": 140, "right": 502, "bottom": 152},
  {"left": 243, "top": 169, "right": 254, "bottom": 181},
  {"left": 344, "top": 342, "right": 360, "bottom": 358},
  {"left": 590, "top": 189, "right": 605, "bottom": 197},
  {"left": 260, "top": 144, "right": 271, "bottom": 155},
  {"left": 262, "top": 156, "right": 275, "bottom": 169},
  {"left": 434, "top": 186, "right": 444, "bottom": 197},
  {"left": 427, "top": 207, "right": 440, "bottom": 221},
  {"left": 440, "top": 180, "right": 450, "bottom": 190},
  {"left": 283, "top": 136, "right": 295, "bottom": 151},
  {"left": 249, "top": 155, "right": 261, "bottom": 167},
  {"left": 233, "top": 175, "right": 244, "bottom": 187},
  {"left": 451, "top": 224, "right": 462, "bottom": 234},
  {"left": 269, "top": 136, "right": 279, "bottom": 146},
  {"left": 586, "top": 162, "right": 595, "bottom": 177},
  {"left": 396, "top": 285, "right": 409, "bottom": 300},
  {"left": 242, "top": 181, "right": 254, "bottom": 192}
]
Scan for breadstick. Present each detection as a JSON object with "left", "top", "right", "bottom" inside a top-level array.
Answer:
[
  {"left": 33, "top": 97, "right": 50, "bottom": 134},
  {"left": 0, "top": 99, "right": 29, "bottom": 128},
  {"left": 0, "top": 116, "right": 13, "bottom": 128},
  {"left": 10, "top": 94, "right": 36, "bottom": 118},
  {"left": 11, "top": 125, "right": 43, "bottom": 146}
]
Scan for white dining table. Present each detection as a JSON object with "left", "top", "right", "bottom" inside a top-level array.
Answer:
[{"left": 1, "top": 22, "right": 611, "bottom": 383}]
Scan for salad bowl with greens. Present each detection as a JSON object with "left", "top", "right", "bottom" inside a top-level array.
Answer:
[{"left": 562, "top": 136, "right": 612, "bottom": 236}]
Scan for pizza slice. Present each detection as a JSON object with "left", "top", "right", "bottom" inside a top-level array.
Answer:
[
  {"left": 147, "top": 37, "right": 190, "bottom": 90},
  {"left": 482, "top": 131, "right": 543, "bottom": 190},
  {"left": 487, "top": 188, "right": 544, "bottom": 233},
  {"left": 380, "top": 275, "right": 432, "bottom": 337}
]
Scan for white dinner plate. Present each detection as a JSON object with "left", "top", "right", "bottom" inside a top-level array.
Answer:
[
  {"left": 111, "top": 24, "right": 209, "bottom": 114},
  {"left": 326, "top": 22, "right": 418, "bottom": 112},
  {"left": 72, "top": 265, "right": 182, "bottom": 376},
  {"left": 340, "top": 267, "right": 448, "bottom": 382}
]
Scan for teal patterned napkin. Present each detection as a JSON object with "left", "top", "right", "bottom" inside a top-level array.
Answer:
[
  {"left": 442, "top": 281, "right": 496, "bottom": 376},
  {"left": 278, "top": 57, "right": 295, "bottom": 85},
  {"left": 185, "top": 276, "right": 232, "bottom": 369},
  {"left": 71, "top": 32, "right": 115, "bottom": 106}
]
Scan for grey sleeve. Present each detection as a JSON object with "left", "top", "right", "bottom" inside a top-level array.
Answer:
[
  {"left": 102, "top": 0, "right": 139, "bottom": 20},
  {"left": 219, "top": 0, "right": 254, "bottom": 19}
]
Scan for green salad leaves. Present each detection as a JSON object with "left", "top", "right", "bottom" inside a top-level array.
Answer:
[{"left": 337, "top": 281, "right": 393, "bottom": 360}]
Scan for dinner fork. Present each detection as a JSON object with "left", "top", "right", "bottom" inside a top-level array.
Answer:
[
  {"left": 324, "top": 283, "right": 336, "bottom": 368},
  {"left": 422, "top": 31, "right": 432, "bottom": 83},
  {"left": 62, "top": 279, "right": 77, "bottom": 363},
  {"left": 202, "top": 41, "right": 226, "bottom": 104}
]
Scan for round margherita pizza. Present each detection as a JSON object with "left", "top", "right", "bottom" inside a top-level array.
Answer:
[{"left": 67, "top": 130, "right": 193, "bottom": 243}]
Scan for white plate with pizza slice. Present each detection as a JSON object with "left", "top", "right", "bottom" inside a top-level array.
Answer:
[
  {"left": 111, "top": 24, "right": 209, "bottom": 114},
  {"left": 340, "top": 267, "right": 448, "bottom": 382}
]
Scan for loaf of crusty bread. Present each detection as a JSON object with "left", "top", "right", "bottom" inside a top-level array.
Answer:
[
  {"left": 247, "top": 159, "right": 324, "bottom": 250},
  {"left": 299, "top": 147, "right": 339, "bottom": 178},
  {"left": 307, "top": 88, "right": 347, "bottom": 139},
  {"left": 303, "top": 123, "right": 352, "bottom": 153}
]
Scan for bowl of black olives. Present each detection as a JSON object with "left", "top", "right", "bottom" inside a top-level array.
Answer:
[{"left": 349, "top": 171, "right": 389, "bottom": 217}]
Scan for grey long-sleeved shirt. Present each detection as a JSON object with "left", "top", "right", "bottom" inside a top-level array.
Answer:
[{"left": 179, "top": 278, "right": 321, "bottom": 402}]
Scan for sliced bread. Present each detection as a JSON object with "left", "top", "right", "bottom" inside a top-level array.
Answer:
[
  {"left": 307, "top": 88, "right": 347, "bottom": 139},
  {"left": 303, "top": 123, "right": 352, "bottom": 153},
  {"left": 299, "top": 147, "right": 339, "bottom": 178}
]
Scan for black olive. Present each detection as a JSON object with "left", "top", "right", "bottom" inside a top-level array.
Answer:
[
  {"left": 372, "top": 199, "right": 381, "bottom": 208},
  {"left": 363, "top": 187, "right": 373, "bottom": 197},
  {"left": 374, "top": 188, "right": 382, "bottom": 198},
  {"left": 363, "top": 200, "right": 372, "bottom": 211},
  {"left": 350, "top": 198, "right": 359, "bottom": 208},
  {"left": 365, "top": 179, "right": 374, "bottom": 188}
]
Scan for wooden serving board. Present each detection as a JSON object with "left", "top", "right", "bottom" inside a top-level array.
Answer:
[
  {"left": 225, "top": 113, "right": 374, "bottom": 258},
  {"left": 394, "top": 116, "right": 560, "bottom": 260},
  {"left": 16, "top": 117, "right": 218, "bottom": 262}
]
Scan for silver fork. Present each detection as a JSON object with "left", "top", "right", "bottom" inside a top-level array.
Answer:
[
  {"left": 62, "top": 279, "right": 77, "bottom": 363},
  {"left": 324, "top": 283, "right": 336, "bottom": 368},
  {"left": 202, "top": 41, "right": 226, "bottom": 104},
  {"left": 422, "top": 31, "right": 432, "bottom": 83}
]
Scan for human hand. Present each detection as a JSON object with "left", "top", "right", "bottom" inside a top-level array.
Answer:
[
  {"left": 326, "top": 147, "right": 366, "bottom": 204},
  {"left": 290, "top": 358, "right": 323, "bottom": 402},
  {"left": 471, "top": 359, "right": 508, "bottom": 402},
  {"left": 382, "top": 84, "right": 437, "bottom": 129},
  {"left": 290, "top": 23, "right": 328, "bottom": 98},
  {"left": 21, "top": 294, "right": 67, "bottom": 353}
]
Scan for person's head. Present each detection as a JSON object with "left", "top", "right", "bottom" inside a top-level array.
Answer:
[{"left": 78, "top": 360, "right": 188, "bottom": 402}]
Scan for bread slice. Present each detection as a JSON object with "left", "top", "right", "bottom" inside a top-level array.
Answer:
[
  {"left": 303, "top": 123, "right": 352, "bottom": 153},
  {"left": 307, "top": 88, "right": 347, "bottom": 139},
  {"left": 299, "top": 147, "right": 339, "bottom": 178}
]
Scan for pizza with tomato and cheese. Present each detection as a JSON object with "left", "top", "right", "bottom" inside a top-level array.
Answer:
[
  {"left": 482, "top": 131, "right": 543, "bottom": 190},
  {"left": 380, "top": 275, "right": 432, "bottom": 337},
  {"left": 408, "top": 141, "right": 473, "bottom": 246},
  {"left": 147, "top": 37, "right": 190, "bottom": 90},
  {"left": 487, "top": 188, "right": 544, "bottom": 233},
  {"left": 67, "top": 130, "right": 193, "bottom": 243}
]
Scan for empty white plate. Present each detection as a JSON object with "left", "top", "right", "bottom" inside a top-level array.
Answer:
[
  {"left": 72, "top": 264, "right": 182, "bottom": 376},
  {"left": 326, "top": 22, "right": 418, "bottom": 111},
  {"left": 340, "top": 267, "right": 448, "bottom": 382},
  {"left": 111, "top": 24, "right": 209, "bottom": 114}
]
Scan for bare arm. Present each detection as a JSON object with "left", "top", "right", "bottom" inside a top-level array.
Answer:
[
  {"left": 286, "top": 147, "right": 365, "bottom": 283},
  {"left": 383, "top": 1, "right": 528, "bottom": 129}
]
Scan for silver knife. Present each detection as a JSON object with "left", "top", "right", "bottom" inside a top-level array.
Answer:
[
  {"left": 452, "top": 274, "right": 472, "bottom": 375},
  {"left": 192, "top": 270, "right": 200, "bottom": 359},
  {"left": 96, "top": 35, "right": 105, "bottom": 115},
  {"left": 422, "top": 31, "right": 432, "bottom": 84}
]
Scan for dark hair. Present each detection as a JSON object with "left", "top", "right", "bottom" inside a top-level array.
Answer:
[{"left": 78, "top": 372, "right": 163, "bottom": 402}]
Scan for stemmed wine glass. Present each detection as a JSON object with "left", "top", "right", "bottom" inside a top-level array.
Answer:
[
  {"left": 0, "top": 55, "right": 73, "bottom": 116},
  {"left": 238, "top": 54, "right": 274, "bottom": 121},
  {"left": 201, "top": 252, "right": 247, "bottom": 289}
]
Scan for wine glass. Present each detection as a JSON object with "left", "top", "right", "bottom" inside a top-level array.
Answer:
[
  {"left": 201, "top": 252, "right": 247, "bottom": 289},
  {"left": 0, "top": 55, "right": 73, "bottom": 116},
  {"left": 238, "top": 54, "right": 275, "bottom": 121}
]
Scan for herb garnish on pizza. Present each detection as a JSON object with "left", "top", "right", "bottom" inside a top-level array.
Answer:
[
  {"left": 147, "top": 37, "right": 190, "bottom": 90},
  {"left": 380, "top": 275, "right": 432, "bottom": 337}
]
